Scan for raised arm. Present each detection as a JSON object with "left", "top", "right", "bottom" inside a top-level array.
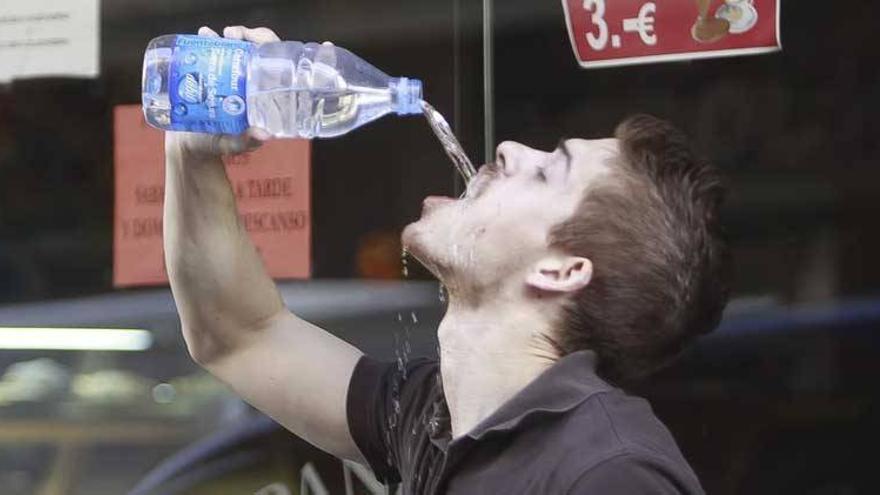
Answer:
[{"left": 163, "top": 25, "right": 365, "bottom": 463}]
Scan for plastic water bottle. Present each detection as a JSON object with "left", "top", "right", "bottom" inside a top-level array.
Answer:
[{"left": 141, "top": 35, "right": 423, "bottom": 138}]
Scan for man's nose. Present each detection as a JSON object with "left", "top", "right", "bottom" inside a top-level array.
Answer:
[
  {"left": 495, "top": 141, "right": 528, "bottom": 175},
  {"left": 496, "top": 141, "right": 545, "bottom": 176}
]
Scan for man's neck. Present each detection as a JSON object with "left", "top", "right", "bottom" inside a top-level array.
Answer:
[{"left": 438, "top": 292, "right": 559, "bottom": 438}]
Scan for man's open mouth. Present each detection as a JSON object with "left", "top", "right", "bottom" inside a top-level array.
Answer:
[
  {"left": 420, "top": 163, "right": 497, "bottom": 215},
  {"left": 463, "top": 162, "right": 498, "bottom": 199},
  {"left": 422, "top": 195, "right": 455, "bottom": 215}
]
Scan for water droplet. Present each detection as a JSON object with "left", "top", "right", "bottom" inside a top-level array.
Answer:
[
  {"left": 384, "top": 430, "right": 395, "bottom": 466},
  {"left": 401, "top": 247, "right": 410, "bottom": 278},
  {"left": 410, "top": 311, "right": 418, "bottom": 324},
  {"left": 389, "top": 398, "right": 400, "bottom": 430},
  {"left": 451, "top": 243, "right": 460, "bottom": 262}
]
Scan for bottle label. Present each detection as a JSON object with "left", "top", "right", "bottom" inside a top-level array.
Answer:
[{"left": 168, "top": 35, "right": 253, "bottom": 134}]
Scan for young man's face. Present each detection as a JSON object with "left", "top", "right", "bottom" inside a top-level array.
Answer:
[{"left": 402, "top": 138, "right": 617, "bottom": 295}]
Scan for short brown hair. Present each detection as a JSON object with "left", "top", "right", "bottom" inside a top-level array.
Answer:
[{"left": 549, "top": 115, "right": 730, "bottom": 383}]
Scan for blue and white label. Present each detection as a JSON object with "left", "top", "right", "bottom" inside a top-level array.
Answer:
[
  {"left": 168, "top": 35, "right": 254, "bottom": 134},
  {"left": 177, "top": 72, "right": 205, "bottom": 103}
]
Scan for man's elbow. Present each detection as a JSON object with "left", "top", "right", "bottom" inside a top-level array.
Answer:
[
  {"left": 180, "top": 310, "right": 285, "bottom": 367},
  {"left": 181, "top": 325, "right": 231, "bottom": 367}
]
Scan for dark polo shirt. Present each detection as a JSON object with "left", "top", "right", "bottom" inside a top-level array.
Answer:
[{"left": 347, "top": 350, "right": 704, "bottom": 494}]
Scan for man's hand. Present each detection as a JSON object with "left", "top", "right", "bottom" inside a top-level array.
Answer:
[{"left": 165, "top": 26, "right": 279, "bottom": 158}]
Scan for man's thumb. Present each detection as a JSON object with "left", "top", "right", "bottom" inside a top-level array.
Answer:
[{"left": 215, "top": 135, "right": 260, "bottom": 156}]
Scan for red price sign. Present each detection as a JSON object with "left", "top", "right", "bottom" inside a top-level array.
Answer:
[{"left": 562, "top": 0, "right": 780, "bottom": 69}]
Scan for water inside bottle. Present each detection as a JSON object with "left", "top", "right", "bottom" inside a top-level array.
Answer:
[
  {"left": 419, "top": 101, "right": 477, "bottom": 184},
  {"left": 246, "top": 47, "right": 420, "bottom": 139},
  {"left": 247, "top": 85, "right": 393, "bottom": 139},
  {"left": 142, "top": 47, "right": 173, "bottom": 129}
]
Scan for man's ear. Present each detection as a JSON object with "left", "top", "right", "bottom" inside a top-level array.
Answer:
[{"left": 525, "top": 256, "right": 593, "bottom": 293}]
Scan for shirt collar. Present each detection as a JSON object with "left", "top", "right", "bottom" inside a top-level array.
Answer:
[
  {"left": 466, "top": 350, "right": 610, "bottom": 441},
  {"left": 427, "top": 350, "right": 610, "bottom": 448}
]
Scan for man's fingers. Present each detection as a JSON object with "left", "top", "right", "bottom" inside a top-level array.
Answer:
[
  {"left": 223, "top": 26, "right": 280, "bottom": 44},
  {"left": 215, "top": 135, "right": 252, "bottom": 156},
  {"left": 246, "top": 27, "right": 281, "bottom": 44},
  {"left": 223, "top": 26, "right": 247, "bottom": 40},
  {"left": 198, "top": 26, "right": 220, "bottom": 37},
  {"left": 245, "top": 136, "right": 263, "bottom": 153},
  {"left": 247, "top": 127, "right": 272, "bottom": 142}
]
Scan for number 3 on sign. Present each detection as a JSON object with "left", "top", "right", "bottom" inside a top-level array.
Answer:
[{"left": 583, "top": 0, "right": 609, "bottom": 51}]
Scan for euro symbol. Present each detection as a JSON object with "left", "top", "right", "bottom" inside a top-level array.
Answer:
[{"left": 622, "top": 2, "right": 657, "bottom": 46}]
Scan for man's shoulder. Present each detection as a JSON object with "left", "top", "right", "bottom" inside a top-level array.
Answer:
[
  {"left": 561, "top": 388, "right": 694, "bottom": 471},
  {"left": 538, "top": 390, "right": 702, "bottom": 493},
  {"left": 563, "top": 449, "right": 705, "bottom": 494}
]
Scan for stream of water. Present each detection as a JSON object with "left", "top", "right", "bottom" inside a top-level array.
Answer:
[{"left": 420, "top": 100, "right": 477, "bottom": 184}]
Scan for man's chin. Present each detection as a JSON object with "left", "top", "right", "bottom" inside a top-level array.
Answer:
[{"left": 401, "top": 221, "right": 444, "bottom": 278}]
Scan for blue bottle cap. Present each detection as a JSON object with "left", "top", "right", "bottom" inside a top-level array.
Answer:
[{"left": 391, "top": 77, "right": 423, "bottom": 116}]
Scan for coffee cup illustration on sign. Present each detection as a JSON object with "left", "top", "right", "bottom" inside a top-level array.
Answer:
[
  {"left": 692, "top": 0, "right": 730, "bottom": 43},
  {"left": 716, "top": 0, "right": 759, "bottom": 34},
  {"left": 692, "top": 0, "right": 760, "bottom": 43}
]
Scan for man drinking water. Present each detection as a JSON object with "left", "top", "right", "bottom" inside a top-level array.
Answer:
[{"left": 166, "top": 25, "right": 728, "bottom": 495}]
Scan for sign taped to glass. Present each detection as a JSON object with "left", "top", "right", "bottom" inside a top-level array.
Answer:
[
  {"left": 562, "top": 0, "right": 781, "bottom": 69},
  {"left": 0, "top": 0, "right": 100, "bottom": 82},
  {"left": 113, "top": 105, "right": 312, "bottom": 287}
]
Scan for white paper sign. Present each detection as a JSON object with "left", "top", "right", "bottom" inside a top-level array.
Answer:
[{"left": 0, "top": 0, "right": 99, "bottom": 82}]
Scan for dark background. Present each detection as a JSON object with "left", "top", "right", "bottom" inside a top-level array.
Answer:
[
  {"left": 3, "top": 1, "right": 878, "bottom": 304},
  {"left": 0, "top": 1, "right": 878, "bottom": 493}
]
